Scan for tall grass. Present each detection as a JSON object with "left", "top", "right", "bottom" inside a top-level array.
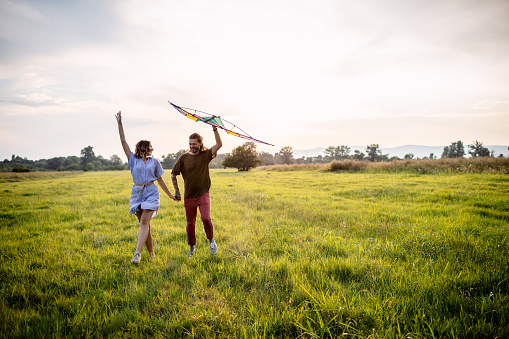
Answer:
[
  {"left": 257, "top": 163, "right": 326, "bottom": 172},
  {"left": 0, "top": 170, "right": 508, "bottom": 338},
  {"left": 258, "top": 157, "right": 509, "bottom": 174},
  {"left": 0, "top": 171, "right": 83, "bottom": 183}
]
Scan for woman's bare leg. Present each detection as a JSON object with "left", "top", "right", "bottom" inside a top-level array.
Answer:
[
  {"left": 145, "top": 222, "right": 154, "bottom": 254},
  {"left": 136, "top": 214, "right": 154, "bottom": 254},
  {"left": 135, "top": 210, "right": 154, "bottom": 254}
]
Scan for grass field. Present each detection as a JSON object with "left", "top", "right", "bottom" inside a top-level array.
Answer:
[{"left": 0, "top": 169, "right": 508, "bottom": 338}]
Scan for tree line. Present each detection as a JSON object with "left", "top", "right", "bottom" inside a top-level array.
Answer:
[
  {"left": 2, "top": 146, "right": 128, "bottom": 172},
  {"left": 214, "top": 140, "right": 505, "bottom": 171},
  {"left": 159, "top": 144, "right": 296, "bottom": 171},
  {"left": 2, "top": 140, "right": 503, "bottom": 173}
]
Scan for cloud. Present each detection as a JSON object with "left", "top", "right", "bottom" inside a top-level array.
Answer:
[
  {"left": 330, "top": 0, "right": 509, "bottom": 78},
  {"left": 473, "top": 100, "right": 509, "bottom": 111},
  {"left": 0, "top": 0, "right": 508, "bottom": 160},
  {"left": 0, "top": 0, "right": 122, "bottom": 60}
]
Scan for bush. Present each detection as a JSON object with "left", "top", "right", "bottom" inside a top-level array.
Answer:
[
  {"left": 328, "top": 160, "right": 368, "bottom": 172},
  {"left": 12, "top": 167, "right": 31, "bottom": 173}
]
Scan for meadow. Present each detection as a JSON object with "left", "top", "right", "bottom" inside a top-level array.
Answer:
[{"left": 0, "top": 169, "right": 508, "bottom": 338}]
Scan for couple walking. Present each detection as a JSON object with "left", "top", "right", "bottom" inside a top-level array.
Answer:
[{"left": 115, "top": 111, "right": 222, "bottom": 263}]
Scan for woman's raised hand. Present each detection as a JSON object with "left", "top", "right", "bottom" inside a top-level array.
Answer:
[{"left": 115, "top": 111, "right": 122, "bottom": 123}]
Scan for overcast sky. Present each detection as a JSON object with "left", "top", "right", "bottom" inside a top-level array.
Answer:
[{"left": 1, "top": 0, "right": 508, "bottom": 160}]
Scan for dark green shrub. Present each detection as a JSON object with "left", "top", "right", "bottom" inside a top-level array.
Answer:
[{"left": 12, "top": 167, "right": 31, "bottom": 173}]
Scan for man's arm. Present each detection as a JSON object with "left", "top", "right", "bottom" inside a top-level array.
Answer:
[
  {"left": 171, "top": 174, "right": 181, "bottom": 201},
  {"left": 210, "top": 126, "right": 222, "bottom": 156}
]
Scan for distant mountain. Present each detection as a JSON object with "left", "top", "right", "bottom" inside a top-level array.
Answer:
[
  {"left": 293, "top": 145, "right": 509, "bottom": 159},
  {"left": 376, "top": 145, "right": 444, "bottom": 159},
  {"left": 292, "top": 147, "right": 326, "bottom": 158}
]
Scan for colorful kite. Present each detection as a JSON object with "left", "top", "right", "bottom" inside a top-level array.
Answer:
[{"left": 169, "top": 101, "right": 274, "bottom": 146}]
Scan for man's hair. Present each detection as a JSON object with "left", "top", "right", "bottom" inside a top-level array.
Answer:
[
  {"left": 134, "top": 140, "right": 151, "bottom": 158},
  {"left": 189, "top": 133, "right": 208, "bottom": 154}
]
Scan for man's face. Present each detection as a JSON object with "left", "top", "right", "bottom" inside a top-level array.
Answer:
[{"left": 189, "top": 138, "right": 201, "bottom": 154}]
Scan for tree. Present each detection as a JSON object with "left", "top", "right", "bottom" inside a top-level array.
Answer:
[
  {"left": 442, "top": 141, "right": 465, "bottom": 158},
  {"left": 352, "top": 150, "right": 365, "bottom": 161},
  {"left": 276, "top": 146, "right": 294, "bottom": 165},
  {"left": 313, "top": 155, "right": 325, "bottom": 163},
  {"left": 366, "top": 144, "right": 382, "bottom": 162},
  {"left": 10, "top": 155, "right": 24, "bottom": 163},
  {"left": 404, "top": 153, "right": 414, "bottom": 160},
  {"left": 62, "top": 156, "right": 79, "bottom": 167},
  {"left": 45, "top": 157, "right": 65, "bottom": 170},
  {"left": 110, "top": 154, "right": 123, "bottom": 165},
  {"left": 337, "top": 145, "right": 351, "bottom": 159},
  {"left": 80, "top": 146, "right": 96, "bottom": 166},
  {"left": 222, "top": 142, "right": 262, "bottom": 171},
  {"left": 296, "top": 156, "right": 313, "bottom": 164},
  {"left": 161, "top": 149, "right": 186, "bottom": 169},
  {"left": 66, "top": 164, "right": 82, "bottom": 171},
  {"left": 92, "top": 158, "right": 104, "bottom": 170},
  {"left": 210, "top": 153, "right": 227, "bottom": 169},
  {"left": 468, "top": 140, "right": 490, "bottom": 157},
  {"left": 441, "top": 146, "right": 449, "bottom": 158},
  {"left": 258, "top": 151, "right": 275, "bottom": 166},
  {"left": 324, "top": 146, "right": 337, "bottom": 161},
  {"left": 324, "top": 145, "right": 351, "bottom": 161}
]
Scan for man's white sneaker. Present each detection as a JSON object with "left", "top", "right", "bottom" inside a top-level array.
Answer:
[
  {"left": 188, "top": 246, "right": 195, "bottom": 257},
  {"left": 131, "top": 252, "right": 141, "bottom": 264},
  {"left": 209, "top": 239, "right": 218, "bottom": 255}
]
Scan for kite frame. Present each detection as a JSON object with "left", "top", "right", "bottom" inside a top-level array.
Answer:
[{"left": 169, "top": 101, "right": 274, "bottom": 146}]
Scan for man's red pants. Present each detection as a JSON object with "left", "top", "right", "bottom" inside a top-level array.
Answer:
[{"left": 184, "top": 192, "right": 214, "bottom": 246}]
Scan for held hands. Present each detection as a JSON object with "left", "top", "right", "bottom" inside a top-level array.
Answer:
[
  {"left": 115, "top": 111, "right": 122, "bottom": 123},
  {"left": 166, "top": 190, "right": 180, "bottom": 202}
]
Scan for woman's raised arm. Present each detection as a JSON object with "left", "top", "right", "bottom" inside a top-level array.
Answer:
[{"left": 116, "top": 111, "right": 131, "bottom": 159}]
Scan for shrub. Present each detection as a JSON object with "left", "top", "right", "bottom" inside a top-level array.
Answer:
[
  {"left": 328, "top": 160, "right": 368, "bottom": 172},
  {"left": 12, "top": 167, "right": 31, "bottom": 173}
]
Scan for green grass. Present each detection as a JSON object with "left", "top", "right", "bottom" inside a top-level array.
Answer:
[{"left": 1, "top": 170, "right": 508, "bottom": 338}]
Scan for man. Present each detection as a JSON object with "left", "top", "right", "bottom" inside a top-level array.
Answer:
[{"left": 171, "top": 126, "right": 222, "bottom": 257}]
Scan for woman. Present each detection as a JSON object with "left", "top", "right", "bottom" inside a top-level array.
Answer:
[{"left": 116, "top": 111, "right": 176, "bottom": 264}]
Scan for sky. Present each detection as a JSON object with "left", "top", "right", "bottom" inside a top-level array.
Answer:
[{"left": 1, "top": 0, "right": 508, "bottom": 161}]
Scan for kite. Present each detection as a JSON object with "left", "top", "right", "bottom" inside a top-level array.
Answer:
[{"left": 169, "top": 101, "right": 274, "bottom": 146}]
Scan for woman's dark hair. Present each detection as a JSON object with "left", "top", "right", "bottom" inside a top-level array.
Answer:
[{"left": 134, "top": 140, "right": 151, "bottom": 158}]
